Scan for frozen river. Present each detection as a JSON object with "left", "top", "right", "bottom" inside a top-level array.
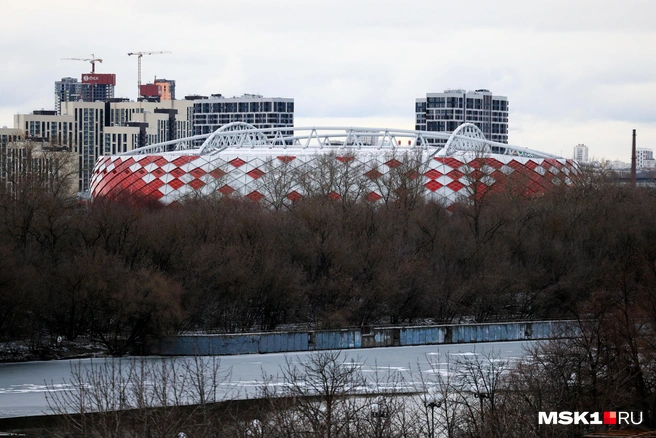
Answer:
[{"left": 0, "top": 341, "right": 533, "bottom": 419}]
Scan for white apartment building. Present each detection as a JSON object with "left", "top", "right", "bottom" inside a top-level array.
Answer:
[
  {"left": 637, "top": 147, "right": 654, "bottom": 169},
  {"left": 192, "top": 94, "right": 294, "bottom": 144},
  {"left": 573, "top": 144, "right": 589, "bottom": 163},
  {"left": 415, "top": 89, "right": 509, "bottom": 144}
]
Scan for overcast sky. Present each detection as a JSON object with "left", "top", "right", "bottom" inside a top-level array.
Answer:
[{"left": 2, "top": 0, "right": 654, "bottom": 161}]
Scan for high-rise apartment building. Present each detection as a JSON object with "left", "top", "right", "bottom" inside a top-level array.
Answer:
[
  {"left": 415, "top": 89, "right": 509, "bottom": 144},
  {"left": 637, "top": 147, "right": 654, "bottom": 169},
  {"left": 80, "top": 73, "right": 116, "bottom": 102},
  {"left": 55, "top": 74, "right": 116, "bottom": 114},
  {"left": 573, "top": 144, "right": 589, "bottom": 163},
  {"left": 55, "top": 77, "right": 85, "bottom": 115},
  {"left": 59, "top": 99, "right": 193, "bottom": 193},
  {"left": 192, "top": 94, "right": 294, "bottom": 142},
  {"left": 155, "top": 78, "right": 176, "bottom": 100}
]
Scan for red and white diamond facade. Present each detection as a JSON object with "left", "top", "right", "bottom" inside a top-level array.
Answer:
[{"left": 90, "top": 123, "right": 580, "bottom": 206}]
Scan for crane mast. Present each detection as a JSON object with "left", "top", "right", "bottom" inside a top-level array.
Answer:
[
  {"left": 127, "top": 51, "right": 172, "bottom": 98},
  {"left": 61, "top": 54, "right": 103, "bottom": 73}
]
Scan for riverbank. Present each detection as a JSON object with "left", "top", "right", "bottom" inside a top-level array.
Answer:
[{"left": 0, "top": 340, "right": 107, "bottom": 364}]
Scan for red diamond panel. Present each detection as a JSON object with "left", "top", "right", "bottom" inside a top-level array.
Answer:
[
  {"left": 507, "top": 160, "right": 524, "bottom": 171},
  {"left": 136, "top": 156, "right": 154, "bottom": 165},
  {"left": 247, "top": 190, "right": 264, "bottom": 201},
  {"left": 469, "top": 170, "right": 484, "bottom": 181},
  {"left": 328, "top": 192, "right": 341, "bottom": 200},
  {"left": 152, "top": 167, "right": 165, "bottom": 178},
  {"left": 247, "top": 168, "right": 265, "bottom": 179},
  {"left": 486, "top": 158, "right": 504, "bottom": 169},
  {"left": 447, "top": 180, "right": 465, "bottom": 192},
  {"left": 525, "top": 160, "right": 539, "bottom": 170},
  {"left": 425, "top": 180, "right": 443, "bottom": 192},
  {"left": 189, "top": 179, "right": 206, "bottom": 190},
  {"left": 278, "top": 156, "right": 296, "bottom": 163},
  {"left": 365, "top": 169, "right": 383, "bottom": 180},
  {"left": 446, "top": 169, "right": 464, "bottom": 180},
  {"left": 210, "top": 168, "right": 226, "bottom": 179},
  {"left": 172, "top": 156, "right": 199, "bottom": 167},
  {"left": 385, "top": 159, "right": 402, "bottom": 169},
  {"left": 490, "top": 181, "right": 505, "bottom": 193},
  {"left": 148, "top": 189, "right": 164, "bottom": 200},
  {"left": 406, "top": 170, "right": 419, "bottom": 180},
  {"left": 115, "top": 157, "right": 135, "bottom": 171},
  {"left": 468, "top": 158, "right": 485, "bottom": 169},
  {"left": 131, "top": 179, "right": 146, "bottom": 191},
  {"left": 442, "top": 158, "right": 463, "bottom": 169},
  {"left": 425, "top": 169, "right": 442, "bottom": 180},
  {"left": 154, "top": 157, "right": 168, "bottom": 166},
  {"left": 170, "top": 167, "right": 186, "bottom": 178},
  {"left": 529, "top": 170, "right": 544, "bottom": 182},
  {"left": 543, "top": 158, "right": 558, "bottom": 168},
  {"left": 229, "top": 158, "right": 246, "bottom": 167},
  {"left": 218, "top": 185, "right": 235, "bottom": 195},
  {"left": 144, "top": 179, "right": 164, "bottom": 192},
  {"left": 336, "top": 156, "right": 354, "bottom": 163},
  {"left": 287, "top": 191, "right": 302, "bottom": 202},
  {"left": 168, "top": 178, "right": 184, "bottom": 190},
  {"left": 367, "top": 191, "right": 382, "bottom": 202},
  {"left": 190, "top": 168, "right": 207, "bottom": 178},
  {"left": 490, "top": 170, "right": 507, "bottom": 183}
]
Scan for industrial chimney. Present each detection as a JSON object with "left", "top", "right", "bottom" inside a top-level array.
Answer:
[{"left": 631, "top": 129, "right": 637, "bottom": 187}]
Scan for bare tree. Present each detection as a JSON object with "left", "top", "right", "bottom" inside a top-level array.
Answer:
[{"left": 46, "top": 355, "right": 231, "bottom": 437}]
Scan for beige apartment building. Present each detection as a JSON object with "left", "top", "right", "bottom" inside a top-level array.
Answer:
[
  {"left": 0, "top": 126, "right": 77, "bottom": 198},
  {"left": 54, "top": 98, "right": 194, "bottom": 194}
]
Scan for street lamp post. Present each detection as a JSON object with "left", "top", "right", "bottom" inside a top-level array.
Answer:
[
  {"left": 370, "top": 400, "right": 388, "bottom": 437},
  {"left": 423, "top": 387, "right": 445, "bottom": 438},
  {"left": 468, "top": 379, "right": 491, "bottom": 429}
]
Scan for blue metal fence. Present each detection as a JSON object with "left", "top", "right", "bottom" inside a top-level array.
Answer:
[{"left": 147, "top": 320, "right": 573, "bottom": 356}]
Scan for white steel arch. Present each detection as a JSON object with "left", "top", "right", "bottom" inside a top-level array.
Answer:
[
  {"left": 438, "top": 123, "right": 491, "bottom": 157},
  {"left": 120, "top": 124, "right": 561, "bottom": 160},
  {"left": 199, "top": 122, "right": 272, "bottom": 154}
]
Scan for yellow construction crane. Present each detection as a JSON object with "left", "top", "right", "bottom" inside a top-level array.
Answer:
[
  {"left": 128, "top": 51, "right": 172, "bottom": 98},
  {"left": 61, "top": 54, "right": 103, "bottom": 73}
]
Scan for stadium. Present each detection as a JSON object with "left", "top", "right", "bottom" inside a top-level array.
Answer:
[{"left": 90, "top": 122, "right": 580, "bottom": 206}]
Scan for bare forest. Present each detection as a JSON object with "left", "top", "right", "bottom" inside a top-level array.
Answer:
[
  {"left": 1, "top": 157, "right": 656, "bottom": 361},
  {"left": 3, "top": 154, "right": 656, "bottom": 435}
]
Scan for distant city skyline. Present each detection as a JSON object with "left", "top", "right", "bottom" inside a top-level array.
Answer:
[{"left": 2, "top": 0, "right": 655, "bottom": 162}]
